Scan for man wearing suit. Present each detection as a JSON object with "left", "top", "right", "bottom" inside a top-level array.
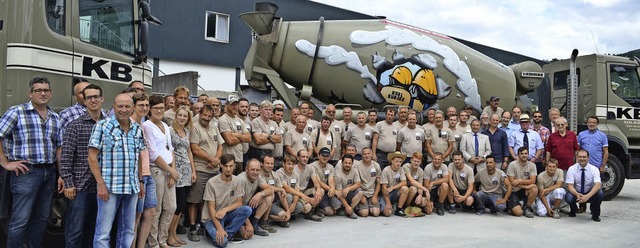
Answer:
[{"left": 460, "top": 120, "right": 492, "bottom": 173}]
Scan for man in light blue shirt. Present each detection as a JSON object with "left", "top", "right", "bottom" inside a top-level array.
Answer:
[
  {"left": 565, "top": 149, "right": 603, "bottom": 222},
  {"left": 577, "top": 116, "right": 608, "bottom": 174},
  {"left": 509, "top": 114, "right": 544, "bottom": 164}
]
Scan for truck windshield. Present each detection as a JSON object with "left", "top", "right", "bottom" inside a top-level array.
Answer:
[
  {"left": 610, "top": 64, "right": 640, "bottom": 107},
  {"left": 79, "top": 0, "right": 134, "bottom": 56}
]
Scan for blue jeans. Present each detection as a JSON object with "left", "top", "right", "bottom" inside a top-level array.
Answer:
[
  {"left": 203, "top": 206, "right": 252, "bottom": 248},
  {"left": 474, "top": 191, "right": 507, "bottom": 212},
  {"left": 136, "top": 175, "right": 157, "bottom": 213},
  {"left": 65, "top": 190, "right": 98, "bottom": 248},
  {"left": 7, "top": 166, "right": 55, "bottom": 248},
  {"left": 93, "top": 193, "right": 138, "bottom": 248},
  {"left": 566, "top": 189, "right": 603, "bottom": 217}
]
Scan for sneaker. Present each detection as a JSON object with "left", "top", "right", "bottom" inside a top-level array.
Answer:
[
  {"left": 259, "top": 221, "right": 277, "bottom": 233},
  {"left": 304, "top": 212, "right": 323, "bottom": 222},
  {"left": 348, "top": 212, "right": 358, "bottom": 219},
  {"left": 448, "top": 204, "right": 457, "bottom": 214},
  {"left": 176, "top": 225, "right": 187, "bottom": 235},
  {"left": 196, "top": 224, "right": 206, "bottom": 236},
  {"left": 476, "top": 209, "right": 485, "bottom": 215},
  {"left": 436, "top": 203, "right": 445, "bottom": 216},
  {"left": 229, "top": 235, "right": 244, "bottom": 244},
  {"left": 336, "top": 209, "right": 346, "bottom": 216},
  {"left": 592, "top": 215, "right": 601, "bottom": 222},
  {"left": 315, "top": 209, "right": 325, "bottom": 218},
  {"left": 276, "top": 221, "right": 290, "bottom": 228},
  {"left": 253, "top": 225, "right": 269, "bottom": 236},
  {"left": 559, "top": 205, "right": 571, "bottom": 214},
  {"left": 524, "top": 207, "right": 534, "bottom": 218},
  {"left": 394, "top": 208, "right": 406, "bottom": 217},
  {"left": 488, "top": 205, "right": 498, "bottom": 214},
  {"left": 552, "top": 208, "right": 560, "bottom": 219},
  {"left": 578, "top": 203, "right": 587, "bottom": 213},
  {"left": 188, "top": 230, "right": 200, "bottom": 242},
  {"left": 569, "top": 212, "right": 577, "bottom": 217}
]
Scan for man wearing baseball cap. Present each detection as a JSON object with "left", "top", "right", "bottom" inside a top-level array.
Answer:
[
  {"left": 219, "top": 94, "right": 251, "bottom": 175},
  {"left": 508, "top": 114, "right": 544, "bottom": 163},
  {"left": 482, "top": 96, "right": 504, "bottom": 118}
]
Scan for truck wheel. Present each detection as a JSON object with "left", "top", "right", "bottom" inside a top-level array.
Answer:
[{"left": 602, "top": 154, "right": 624, "bottom": 201}]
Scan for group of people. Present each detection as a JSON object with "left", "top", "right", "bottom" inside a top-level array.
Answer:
[{"left": 0, "top": 77, "right": 608, "bottom": 248}]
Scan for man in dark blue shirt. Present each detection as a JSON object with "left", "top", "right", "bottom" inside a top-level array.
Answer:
[{"left": 482, "top": 114, "right": 510, "bottom": 170}]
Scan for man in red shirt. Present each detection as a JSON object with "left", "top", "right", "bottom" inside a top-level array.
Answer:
[{"left": 545, "top": 117, "right": 579, "bottom": 171}]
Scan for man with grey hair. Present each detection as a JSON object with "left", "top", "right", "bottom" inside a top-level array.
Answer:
[
  {"left": 425, "top": 110, "right": 455, "bottom": 163},
  {"left": 394, "top": 106, "right": 409, "bottom": 128},
  {"left": 249, "top": 100, "right": 281, "bottom": 160},
  {"left": 343, "top": 112, "right": 375, "bottom": 160},
  {"left": 284, "top": 115, "right": 312, "bottom": 157}
]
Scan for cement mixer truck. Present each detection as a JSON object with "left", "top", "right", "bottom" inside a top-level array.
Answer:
[{"left": 240, "top": 2, "right": 640, "bottom": 200}]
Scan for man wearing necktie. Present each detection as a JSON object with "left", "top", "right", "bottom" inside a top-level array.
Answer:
[
  {"left": 508, "top": 114, "right": 544, "bottom": 166},
  {"left": 565, "top": 149, "right": 603, "bottom": 222},
  {"left": 460, "top": 120, "right": 491, "bottom": 173}
]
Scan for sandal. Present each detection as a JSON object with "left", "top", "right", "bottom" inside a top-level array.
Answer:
[
  {"left": 166, "top": 238, "right": 182, "bottom": 247},
  {"left": 175, "top": 236, "right": 187, "bottom": 245}
]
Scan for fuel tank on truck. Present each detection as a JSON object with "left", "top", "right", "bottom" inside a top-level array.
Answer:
[{"left": 242, "top": 4, "right": 543, "bottom": 113}]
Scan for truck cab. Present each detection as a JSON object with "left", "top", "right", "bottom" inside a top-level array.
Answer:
[
  {"left": 1, "top": 0, "right": 156, "bottom": 244},
  {"left": 544, "top": 54, "right": 640, "bottom": 200}
]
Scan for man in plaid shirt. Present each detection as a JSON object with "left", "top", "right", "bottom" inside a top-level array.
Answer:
[
  {"left": 88, "top": 93, "right": 146, "bottom": 248},
  {"left": 60, "top": 84, "right": 105, "bottom": 248},
  {"left": 0, "top": 76, "right": 62, "bottom": 248}
]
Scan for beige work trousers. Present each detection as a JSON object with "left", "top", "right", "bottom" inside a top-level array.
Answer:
[{"left": 148, "top": 167, "right": 177, "bottom": 248}]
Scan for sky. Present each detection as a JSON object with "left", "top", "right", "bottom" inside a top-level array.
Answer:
[{"left": 312, "top": 0, "right": 640, "bottom": 60}]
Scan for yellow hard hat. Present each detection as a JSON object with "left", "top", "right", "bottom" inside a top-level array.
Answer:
[
  {"left": 389, "top": 66, "right": 412, "bottom": 85},
  {"left": 413, "top": 69, "right": 437, "bottom": 95}
]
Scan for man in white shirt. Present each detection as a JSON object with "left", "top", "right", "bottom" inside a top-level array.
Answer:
[{"left": 565, "top": 149, "right": 604, "bottom": 222}]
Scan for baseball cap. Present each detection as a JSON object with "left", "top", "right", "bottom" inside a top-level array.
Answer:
[
  {"left": 520, "top": 114, "right": 530, "bottom": 122},
  {"left": 227, "top": 94, "right": 239, "bottom": 104},
  {"left": 319, "top": 147, "right": 331, "bottom": 156},
  {"left": 490, "top": 96, "right": 500, "bottom": 101},
  {"left": 273, "top": 99, "right": 285, "bottom": 106}
]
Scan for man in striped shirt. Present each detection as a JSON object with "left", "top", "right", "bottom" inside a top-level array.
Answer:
[{"left": 88, "top": 93, "right": 146, "bottom": 248}]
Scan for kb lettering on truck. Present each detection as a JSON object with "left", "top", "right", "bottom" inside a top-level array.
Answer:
[
  {"left": 82, "top": 56, "right": 133, "bottom": 82},
  {"left": 614, "top": 107, "right": 640, "bottom": 120}
]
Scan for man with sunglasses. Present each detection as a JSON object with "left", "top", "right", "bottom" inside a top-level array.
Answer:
[{"left": 530, "top": 111, "right": 551, "bottom": 174}]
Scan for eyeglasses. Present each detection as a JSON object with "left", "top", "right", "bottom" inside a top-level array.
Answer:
[
  {"left": 555, "top": 123, "right": 566, "bottom": 127},
  {"left": 151, "top": 106, "right": 165, "bottom": 111},
  {"left": 533, "top": 116, "right": 542, "bottom": 118},
  {"left": 32, "top": 89, "right": 51, "bottom": 94},
  {"left": 86, "top": 95, "right": 102, "bottom": 101},
  {"left": 136, "top": 104, "right": 150, "bottom": 108}
]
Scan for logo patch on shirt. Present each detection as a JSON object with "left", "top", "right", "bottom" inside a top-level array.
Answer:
[
  {"left": 290, "top": 178, "right": 297, "bottom": 188},
  {"left": 492, "top": 176, "right": 498, "bottom": 185},
  {"left": 395, "top": 173, "right": 401, "bottom": 183},
  {"left": 365, "top": 132, "right": 371, "bottom": 140},
  {"left": 230, "top": 190, "right": 235, "bottom": 196},
  {"left": 268, "top": 179, "right": 275, "bottom": 185},
  {"left": 347, "top": 179, "right": 353, "bottom": 185},
  {"left": 370, "top": 168, "right": 377, "bottom": 177},
  {"left": 393, "top": 129, "right": 398, "bottom": 135},
  {"left": 524, "top": 172, "right": 530, "bottom": 177}
]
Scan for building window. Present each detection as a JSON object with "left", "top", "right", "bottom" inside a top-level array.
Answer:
[{"left": 205, "top": 11, "right": 229, "bottom": 43}]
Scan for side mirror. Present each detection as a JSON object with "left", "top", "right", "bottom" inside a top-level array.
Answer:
[
  {"left": 133, "top": 21, "right": 148, "bottom": 65},
  {"left": 139, "top": 0, "right": 162, "bottom": 25}
]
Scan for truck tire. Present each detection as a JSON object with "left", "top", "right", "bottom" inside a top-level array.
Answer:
[{"left": 602, "top": 154, "right": 624, "bottom": 201}]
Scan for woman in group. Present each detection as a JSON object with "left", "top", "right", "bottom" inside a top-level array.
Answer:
[
  {"left": 143, "top": 95, "right": 179, "bottom": 248},
  {"left": 130, "top": 93, "right": 157, "bottom": 248},
  {"left": 167, "top": 106, "right": 197, "bottom": 246}
]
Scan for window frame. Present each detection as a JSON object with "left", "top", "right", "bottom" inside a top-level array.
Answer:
[{"left": 204, "top": 11, "right": 230, "bottom": 43}]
